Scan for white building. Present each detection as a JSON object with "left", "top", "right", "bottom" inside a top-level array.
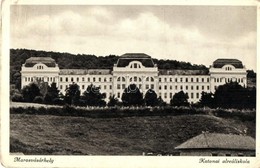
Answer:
[{"left": 20, "top": 53, "right": 247, "bottom": 104}]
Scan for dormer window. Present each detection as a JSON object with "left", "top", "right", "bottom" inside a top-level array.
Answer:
[
  {"left": 225, "top": 66, "right": 233, "bottom": 71},
  {"left": 129, "top": 62, "right": 142, "bottom": 69},
  {"left": 37, "top": 65, "right": 44, "bottom": 69}
]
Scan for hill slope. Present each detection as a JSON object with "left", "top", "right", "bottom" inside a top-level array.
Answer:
[{"left": 10, "top": 113, "right": 254, "bottom": 155}]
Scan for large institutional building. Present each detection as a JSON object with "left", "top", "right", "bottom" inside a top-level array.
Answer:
[{"left": 20, "top": 53, "right": 247, "bottom": 104}]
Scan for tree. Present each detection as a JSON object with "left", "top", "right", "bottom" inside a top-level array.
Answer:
[
  {"left": 170, "top": 91, "right": 189, "bottom": 107},
  {"left": 144, "top": 89, "right": 158, "bottom": 106},
  {"left": 199, "top": 92, "right": 214, "bottom": 107},
  {"left": 107, "top": 95, "right": 119, "bottom": 107},
  {"left": 82, "top": 84, "right": 106, "bottom": 106},
  {"left": 21, "top": 83, "right": 41, "bottom": 102},
  {"left": 121, "top": 84, "right": 143, "bottom": 106},
  {"left": 44, "top": 83, "right": 60, "bottom": 104},
  {"left": 64, "top": 83, "right": 80, "bottom": 105},
  {"left": 157, "top": 96, "right": 167, "bottom": 106},
  {"left": 214, "top": 82, "right": 254, "bottom": 109}
]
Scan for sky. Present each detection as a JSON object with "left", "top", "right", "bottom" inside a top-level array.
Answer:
[{"left": 10, "top": 5, "right": 257, "bottom": 70}]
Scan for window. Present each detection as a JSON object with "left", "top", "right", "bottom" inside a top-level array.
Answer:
[
  {"left": 117, "top": 84, "right": 121, "bottom": 89},
  {"left": 60, "top": 77, "right": 62, "bottom": 82},
  {"left": 202, "top": 86, "right": 204, "bottom": 90},
  {"left": 110, "top": 85, "right": 112, "bottom": 89},
  {"left": 60, "top": 85, "right": 62, "bottom": 90},
  {"left": 170, "top": 85, "right": 172, "bottom": 90},
  {"left": 146, "top": 77, "right": 149, "bottom": 82},
  {"left": 165, "top": 78, "right": 167, "bottom": 82},
  {"left": 146, "top": 84, "right": 149, "bottom": 89},
  {"left": 134, "top": 76, "right": 137, "bottom": 82},
  {"left": 122, "top": 77, "right": 125, "bottom": 82},
  {"left": 25, "top": 77, "right": 27, "bottom": 82},
  {"left": 191, "top": 78, "right": 193, "bottom": 82},
  {"left": 207, "top": 86, "right": 210, "bottom": 90},
  {"left": 170, "top": 78, "right": 172, "bottom": 82},
  {"left": 207, "top": 78, "right": 210, "bottom": 82},
  {"left": 117, "top": 77, "right": 120, "bottom": 82},
  {"left": 99, "top": 77, "right": 101, "bottom": 82},
  {"left": 77, "top": 77, "right": 79, "bottom": 82},
  {"left": 164, "top": 93, "right": 167, "bottom": 99},
  {"left": 82, "top": 77, "right": 85, "bottom": 82},
  {"left": 151, "top": 84, "right": 154, "bottom": 89},
  {"left": 159, "top": 78, "right": 161, "bottom": 82},
  {"left": 211, "top": 153, "right": 218, "bottom": 156},
  {"left": 170, "top": 93, "right": 172, "bottom": 98},
  {"left": 164, "top": 85, "right": 167, "bottom": 90},
  {"left": 104, "top": 78, "right": 106, "bottom": 82},
  {"left": 82, "top": 85, "right": 85, "bottom": 90},
  {"left": 66, "top": 77, "right": 68, "bottom": 82},
  {"left": 117, "top": 92, "right": 120, "bottom": 98},
  {"left": 50, "top": 77, "right": 52, "bottom": 82},
  {"left": 175, "top": 78, "right": 178, "bottom": 82},
  {"left": 88, "top": 77, "right": 90, "bottom": 82},
  {"left": 202, "top": 78, "right": 204, "bottom": 82},
  {"left": 93, "top": 77, "right": 96, "bottom": 82},
  {"left": 186, "top": 78, "right": 188, "bottom": 82},
  {"left": 104, "top": 85, "right": 107, "bottom": 90},
  {"left": 122, "top": 84, "right": 125, "bottom": 89},
  {"left": 196, "top": 78, "right": 199, "bottom": 82},
  {"left": 180, "top": 78, "right": 183, "bottom": 82},
  {"left": 139, "top": 84, "right": 142, "bottom": 89},
  {"left": 180, "top": 86, "right": 183, "bottom": 90},
  {"left": 71, "top": 77, "right": 73, "bottom": 82},
  {"left": 186, "top": 86, "right": 188, "bottom": 90},
  {"left": 151, "top": 77, "right": 154, "bottom": 82},
  {"left": 159, "top": 86, "right": 161, "bottom": 90},
  {"left": 191, "top": 93, "right": 194, "bottom": 99},
  {"left": 110, "top": 77, "right": 112, "bottom": 82},
  {"left": 175, "top": 86, "right": 178, "bottom": 90},
  {"left": 196, "top": 86, "right": 199, "bottom": 90},
  {"left": 191, "top": 86, "right": 193, "bottom": 90},
  {"left": 196, "top": 93, "right": 200, "bottom": 99}
]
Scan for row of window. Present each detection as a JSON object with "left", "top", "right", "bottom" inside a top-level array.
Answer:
[
  {"left": 60, "top": 84, "right": 113, "bottom": 91},
  {"left": 214, "top": 77, "right": 244, "bottom": 83},
  {"left": 24, "top": 77, "right": 55, "bottom": 82},
  {"left": 159, "top": 85, "right": 210, "bottom": 91},
  {"left": 159, "top": 76, "right": 209, "bottom": 83},
  {"left": 158, "top": 92, "right": 201, "bottom": 100},
  {"left": 117, "top": 76, "right": 155, "bottom": 82},
  {"left": 60, "top": 76, "right": 113, "bottom": 83}
]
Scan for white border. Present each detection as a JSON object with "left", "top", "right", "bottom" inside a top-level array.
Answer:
[{"left": 1, "top": 0, "right": 259, "bottom": 168}]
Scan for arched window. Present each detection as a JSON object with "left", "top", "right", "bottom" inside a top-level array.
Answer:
[
  {"left": 122, "top": 77, "right": 126, "bottom": 82},
  {"left": 117, "top": 77, "right": 121, "bottom": 82}
]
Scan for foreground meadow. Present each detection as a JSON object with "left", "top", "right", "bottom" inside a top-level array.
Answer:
[{"left": 10, "top": 104, "right": 255, "bottom": 155}]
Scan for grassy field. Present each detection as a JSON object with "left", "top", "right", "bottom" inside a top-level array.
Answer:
[{"left": 10, "top": 110, "right": 255, "bottom": 155}]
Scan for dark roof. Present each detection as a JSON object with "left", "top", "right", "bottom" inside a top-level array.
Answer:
[
  {"left": 116, "top": 53, "right": 155, "bottom": 67},
  {"left": 213, "top": 59, "right": 243, "bottom": 68},
  {"left": 24, "top": 57, "right": 56, "bottom": 67},
  {"left": 60, "top": 69, "right": 112, "bottom": 75},
  {"left": 159, "top": 69, "right": 209, "bottom": 75},
  {"left": 175, "top": 133, "right": 255, "bottom": 150}
]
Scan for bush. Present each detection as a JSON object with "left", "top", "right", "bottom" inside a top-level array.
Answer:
[
  {"left": 33, "top": 96, "right": 44, "bottom": 104},
  {"left": 11, "top": 93, "right": 23, "bottom": 102}
]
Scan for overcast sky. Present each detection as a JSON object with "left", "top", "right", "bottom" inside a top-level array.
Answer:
[{"left": 10, "top": 5, "right": 256, "bottom": 70}]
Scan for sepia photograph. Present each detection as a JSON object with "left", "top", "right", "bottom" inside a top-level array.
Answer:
[{"left": 1, "top": 1, "right": 259, "bottom": 167}]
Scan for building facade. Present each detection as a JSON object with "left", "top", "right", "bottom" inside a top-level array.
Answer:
[{"left": 20, "top": 53, "right": 247, "bottom": 103}]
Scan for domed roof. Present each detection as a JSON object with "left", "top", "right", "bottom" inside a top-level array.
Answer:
[
  {"left": 116, "top": 53, "right": 155, "bottom": 67},
  {"left": 213, "top": 59, "right": 243, "bottom": 68},
  {"left": 24, "top": 57, "right": 56, "bottom": 67}
]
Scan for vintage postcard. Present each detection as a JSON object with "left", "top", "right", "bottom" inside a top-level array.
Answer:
[{"left": 1, "top": 0, "right": 259, "bottom": 167}]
